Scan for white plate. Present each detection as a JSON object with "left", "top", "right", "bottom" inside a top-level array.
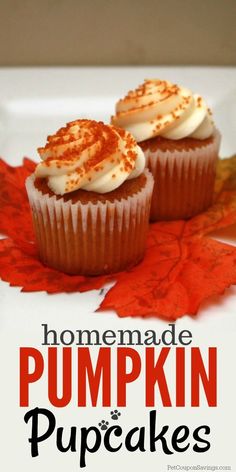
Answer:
[{"left": 0, "top": 67, "right": 236, "bottom": 471}]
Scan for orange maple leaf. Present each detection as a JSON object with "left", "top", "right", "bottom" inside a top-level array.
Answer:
[{"left": 0, "top": 156, "right": 236, "bottom": 319}]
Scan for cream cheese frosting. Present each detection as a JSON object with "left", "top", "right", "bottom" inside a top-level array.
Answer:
[
  {"left": 111, "top": 79, "right": 214, "bottom": 142},
  {"left": 35, "top": 119, "right": 145, "bottom": 195}
]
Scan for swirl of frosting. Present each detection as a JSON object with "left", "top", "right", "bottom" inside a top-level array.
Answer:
[
  {"left": 111, "top": 79, "right": 214, "bottom": 142},
  {"left": 35, "top": 119, "right": 145, "bottom": 195}
]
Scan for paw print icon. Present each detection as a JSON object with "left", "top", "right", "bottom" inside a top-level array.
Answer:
[
  {"left": 98, "top": 420, "right": 109, "bottom": 431},
  {"left": 110, "top": 410, "right": 121, "bottom": 420}
]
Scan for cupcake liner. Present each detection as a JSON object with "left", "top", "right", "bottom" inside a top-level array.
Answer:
[
  {"left": 26, "top": 170, "right": 154, "bottom": 275},
  {"left": 143, "top": 130, "right": 221, "bottom": 221}
]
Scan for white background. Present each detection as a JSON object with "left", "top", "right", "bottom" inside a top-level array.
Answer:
[{"left": 0, "top": 67, "right": 235, "bottom": 471}]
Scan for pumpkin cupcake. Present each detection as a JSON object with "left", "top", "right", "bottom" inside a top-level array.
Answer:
[
  {"left": 26, "top": 119, "right": 154, "bottom": 275},
  {"left": 111, "top": 79, "right": 221, "bottom": 221}
]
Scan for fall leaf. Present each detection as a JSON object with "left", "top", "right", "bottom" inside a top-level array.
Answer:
[{"left": 0, "top": 156, "right": 236, "bottom": 319}]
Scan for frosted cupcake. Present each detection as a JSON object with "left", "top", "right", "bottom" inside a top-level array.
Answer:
[
  {"left": 26, "top": 119, "right": 154, "bottom": 275},
  {"left": 111, "top": 79, "right": 221, "bottom": 221}
]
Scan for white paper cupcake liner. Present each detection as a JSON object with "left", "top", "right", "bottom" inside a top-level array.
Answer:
[
  {"left": 143, "top": 130, "right": 221, "bottom": 221},
  {"left": 26, "top": 169, "right": 154, "bottom": 275}
]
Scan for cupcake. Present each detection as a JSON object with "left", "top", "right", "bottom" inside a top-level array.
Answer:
[
  {"left": 111, "top": 79, "right": 221, "bottom": 221},
  {"left": 26, "top": 119, "right": 154, "bottom": 275}
]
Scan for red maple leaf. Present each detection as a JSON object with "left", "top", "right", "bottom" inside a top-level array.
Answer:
[{"left": 0, "top": 156, "right": 236, "bottom": 319}]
